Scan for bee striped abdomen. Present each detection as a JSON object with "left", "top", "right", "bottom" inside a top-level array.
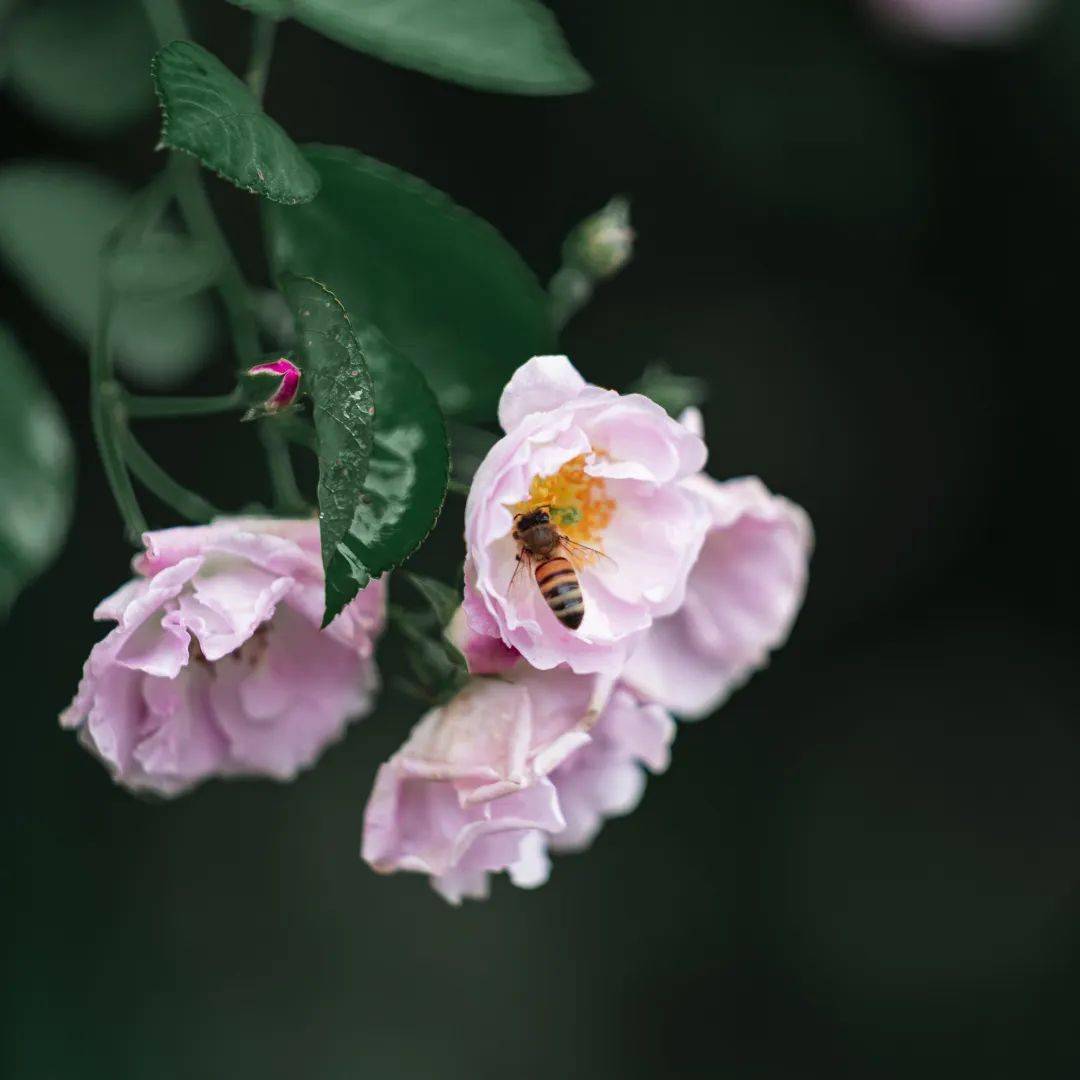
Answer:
[{"left": 535, "top": 557, "right": 584, "bottom": 630}]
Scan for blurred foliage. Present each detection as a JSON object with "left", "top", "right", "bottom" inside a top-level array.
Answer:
[
  {"left": 265, "top": 144, "right": 556, "bottom": 420},
  {"left": 0, "top": 324, "right": 73, "bottom": 615},
  {"left": 611, "top": 0, "right": 928, "bottom": 224},
  {"left": 628, "top": 362, "right": 707, "bottom": 418},
  {"left": 1, "top": 0, "right": 155, "bottom": 136},
  {"left": 225, "top": 0, "right": 591, "bottom": 95},
  {"left": 0, "top": 162, "right": 216, "bottom": 388},
  {"left": 448, "top": 421, "right": 499, "bottom": 485},
  {"left": 152, "top": 40, "right": 320, "bottom": 205},
  {"left": 105, "top": 234, "right": 223, "bottom": 299},
  {"left": 550, "top": 195, "right": 634, "bottom": 329},
  {"left": 392, "top": 571, "right": 470, "bottom": 705}
]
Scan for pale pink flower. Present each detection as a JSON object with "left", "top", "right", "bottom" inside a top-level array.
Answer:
[
  {"left": 463, "top": 355, "right": 709, "bottom": 678},
  {"left": 623, "top": 412, "right": 812, "bottom": 718},
  {"left": 867, "top": 0, "right": 1047, "bottom": 41},
  {"left": 60, "top": 518, "right": 385, "bottom": 796},
  {"left": 361, "top": 666, "right": 673, "bottom": 904},
  {"left": 447, "top": 604, "right": 520, "bottom": 676}
]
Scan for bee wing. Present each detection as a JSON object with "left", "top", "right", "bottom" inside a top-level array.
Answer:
[
  {"left": 507, "top": 547, "right": 533, "bottom": 596},
  {"left": 557, "top": 535, "right": 618, "bottom": 571}
]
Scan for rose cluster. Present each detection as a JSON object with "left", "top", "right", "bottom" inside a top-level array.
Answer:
[{"left": 62, "top": 357, "right": 811, "bottom": 902}]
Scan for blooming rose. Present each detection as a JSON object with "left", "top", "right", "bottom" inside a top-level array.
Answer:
[
  {"left": 623, "top": 411, "right": 812, "bottom": 718},
  {"left": 61, "top": 518, "right": 385, "bottom": 796},
  {"left": 463, "top": 355, "right": 708, "bottom": 677},
  {"left": 361, "top": 665, "right": 673, "bottom": 904}
]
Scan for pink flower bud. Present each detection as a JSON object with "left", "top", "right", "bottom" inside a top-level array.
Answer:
[{"left": 245, "top": 357, "right": 301, "bottom": 418}]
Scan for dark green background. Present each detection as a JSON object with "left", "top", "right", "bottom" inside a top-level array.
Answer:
[{"left": 5, "top": 0, "right": 1080, "bottom": 1076}]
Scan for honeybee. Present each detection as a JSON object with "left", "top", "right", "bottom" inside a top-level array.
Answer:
[{"left": 510, "top": 506, "right": 610, "bottom": 631}]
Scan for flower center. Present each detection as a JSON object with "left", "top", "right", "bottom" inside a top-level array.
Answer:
[{"left": 509, "top": 452, "right": 616, "bottom": 548}]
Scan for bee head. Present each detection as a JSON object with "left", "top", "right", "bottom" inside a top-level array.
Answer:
[{"left": 514, "top": 508, "right": 551, "bottom": 533}]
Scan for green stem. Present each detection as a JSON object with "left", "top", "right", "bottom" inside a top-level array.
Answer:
[
  {"left": 168, "top": 155, "right": 304, "bottom": 510},
  {"left": 121, "top": 429, "right": 223, "bottom": 523},
  {"left": 246, "top": 16, "right": 278, "bottom": 103},
  {"left": 549, "top": 266, "right": 593, "bottom": 332},
  {"left": 125, "top": 388, "right": 245, "bottom": 419},
  {"left": 90, "top": 286, "right": 147, "bottom": 544},
  {"left": 259, "top": 422, "right": 307, "bottom": 513},
  {"left": 275, "top": 413, "right": 318, "bottom": 453},
  {"left": 143, "top": 0, "right": 303, "bottom": 514},
  {"left": 168, "top": 153, "right": 259, "bottom": 362},
  {"left": 140, "top": 0, "right": 189, "bottom": 43}
]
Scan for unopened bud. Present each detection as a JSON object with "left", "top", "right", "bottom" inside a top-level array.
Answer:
[
  {"left": 243, "top": 357, "right": 300, "bottom": 421},
  {"left": 567, "top": 196, "right": 634, "bottom": 280}
]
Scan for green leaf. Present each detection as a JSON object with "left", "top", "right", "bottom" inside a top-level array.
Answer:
[
  {"left": 319, "top": 324, "right": 450, "bottom": 625},
  {"left": 264, "top": 145, "right": 556, "bottom": 420},
  {"left": 629, "top": 363, "right": 708, "bottom": 418},
  {"left": 0, "top": 162, "right": 216, "bottom": 389},
  {"left": 389, "top": 603, "right": 468, "bottom": 706},
  {"left": 106, "top": 235, "right": 223, "bottom": 299},
  {"left": 2, "top": 0, "right": 155, "bottom": 136},
  {"left": 151, "top": 41, "right": 320, "bottom": 205},
  {"left": 0, "top": 325, "right": 75, "bottom": 616},
  {"left": 229, "top": 0, "right": 590, "bottom": 94},
  {"left": 280, "top": 276, "right": 375, "bottom": 624},
  {"left": 401, "top": 571, "right": 461, "bottom": 630}
]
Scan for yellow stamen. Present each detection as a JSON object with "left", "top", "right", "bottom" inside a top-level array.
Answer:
[{"left": 509, "top": 452, "right": 616, "bottom": 549}]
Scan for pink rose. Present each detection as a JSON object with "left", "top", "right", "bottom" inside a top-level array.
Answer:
[
  {"left": 60, "top": 518, "right": 385, "bottom": 796},
  {"left": 463, "top": 355, "right": 709, "bottom": 677},
  {"left": 623, "top": 417, "right": 812, "bottom": 718},
  {"left": 361, "top": 666, "right": 673, "bottom": 904},
  {"left": 446, "top": 604, "right": 520, "bottom": 676}
]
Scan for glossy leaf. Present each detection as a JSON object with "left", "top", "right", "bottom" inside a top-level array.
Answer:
[
  {"left": 306, "top": 317, "right": 449, "bottom": 624},
  {"left": 106, "top": 235, "right": 223, "bottom": 299},
  {"left": 2, "top": 0, "right": 155, "bottom": 135},
  {"left": 0, "top": 325, "right": 74, "bottom": 616},
  {"left": 278, "top": 0, "right": 590, "bottom": 95},
  {"left": 0, "top": 162, "right": 215, "bottom": 389},
  {"left": 151, "top": 41, "right": 320, "bottom": 205},
  {"left": 264, "top": 145, "right": 556, "bottom": 420},
  {"left": 281, "top": 276, "right": 375, "bottom": 624}
]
